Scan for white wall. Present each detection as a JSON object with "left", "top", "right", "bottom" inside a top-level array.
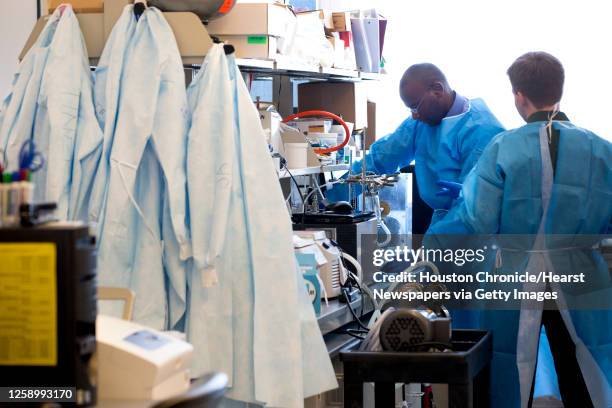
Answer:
[
  {"left": 359, "top": 0, "right": 612, "bottom": 141},
  {"left": 0, "top": 1, "right": 38, "bottom": 100}
]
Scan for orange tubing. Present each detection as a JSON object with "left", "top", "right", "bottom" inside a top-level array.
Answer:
[{"left": 282, "top": 110, "right": 350, "bottom": 155}]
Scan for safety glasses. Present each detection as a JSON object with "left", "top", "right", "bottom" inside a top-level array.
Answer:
[{"left": 409, "top": 83, "right": 437, "bottom": 116}]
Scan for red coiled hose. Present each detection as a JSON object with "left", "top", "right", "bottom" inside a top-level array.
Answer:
[{"left": 282, "top": 110, "right": 350, "bottom": 154}]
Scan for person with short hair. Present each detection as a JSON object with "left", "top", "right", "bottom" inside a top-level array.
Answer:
[
  {"left": 430, "top": 52, "right": 612, "bottom": 407},
  {"left": 327, "top": 63, "right": 505, "bottom": 230}
]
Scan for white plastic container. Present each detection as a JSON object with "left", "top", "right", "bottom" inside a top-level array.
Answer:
[{"left": 285, "top": 143, "right": 309, "bottom": 169}]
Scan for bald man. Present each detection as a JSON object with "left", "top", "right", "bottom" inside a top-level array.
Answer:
[{"left": 332, "top": 63, "right": 505, "bottom": 229}]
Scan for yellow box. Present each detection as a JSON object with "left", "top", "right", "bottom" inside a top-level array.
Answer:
[{"left": 0, "top": 243, "right": 57, "bottom": 366}]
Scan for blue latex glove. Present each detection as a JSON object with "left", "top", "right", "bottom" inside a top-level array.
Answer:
[{"left": 436, "top": 180, "right": 462, "bottom": 199}]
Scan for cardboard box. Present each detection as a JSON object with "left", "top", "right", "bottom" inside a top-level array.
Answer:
[
  {"left": 288, "top": 119, "right": 333, "bottom": 135},
  {"left": 206, "top": 2, "right": 294, "bottom": 37},
  {"left": 366, "top": 101, "right": 376, "bottom": 149},
  {"left": 49, "top": 0, "right": 103, "bottom": 13},
  {"left": 298, "top": 81, "right": 368, "bottom": 129},
  {"left": 331, "top": 12, "right": 351, "bottom": 32},
  {"left": 217, "top": 35, "right": 277, "bottom": 59}
]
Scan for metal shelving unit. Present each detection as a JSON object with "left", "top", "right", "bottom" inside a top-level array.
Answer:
[
  {"left": 236, "top": 58, "right": 383, "bottom": 81},
  {"left": 278, "top": 164, "right": 349, "bottom": 179}
]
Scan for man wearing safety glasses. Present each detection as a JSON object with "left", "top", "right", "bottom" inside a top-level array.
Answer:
[{"left": 330, "top": 63, "right": 505, "bottom": 229}]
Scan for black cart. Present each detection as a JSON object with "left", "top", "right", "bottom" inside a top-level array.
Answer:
[{"left": 340, "top": 330, "right": 492, "bottom": 408}]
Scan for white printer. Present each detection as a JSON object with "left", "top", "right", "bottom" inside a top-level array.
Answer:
[
  {"left": 96, "top": 315, "right": 193, "bottom": 401},
  {"left": 294, "top": 230, "right": 346, "bottom": 299}
]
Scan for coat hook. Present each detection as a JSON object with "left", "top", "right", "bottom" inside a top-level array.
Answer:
[{"left": 134, "top": 0, "right": 147, "bottom": 20}]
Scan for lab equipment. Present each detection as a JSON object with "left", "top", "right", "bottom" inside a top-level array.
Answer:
[
  {"left": 297, "top": 253, "right": 322, "bottom": 314},
  {"left": 147, "top": 0, "right": 236, "bottom": 22},
  {"left": 326, "top": 200, "right": 353, "bottom": 214},
  {"left": 90, "top": 4, "right": 190, "bottom": 330},
  {"left": 328, "top": 99, "right": 505, "bottom": 229},
  {"left": 379, "top": 308, "right": 451, "bottom": 352},
  {"left": 342, "top": 172, "right": 399, "bottom": 247},
  {"left": 186, "top": 44, "right": 337, "bottom": 407},
  {"left": 296, "top": 211, "right": 374, "bottom": 224},
  {"left": 294, "top": 230, "right": 346, "bottom": 299},
  {"left": 294, "top": 217, "right": 378, "bottom": 283},
  {"left": 96, "top": 315, "right": 193, "bottom": 401},
  {"left": 0, "top": 223, "right": 97, "bottom": 406},
  {"left": 0, "top": 5, "right": 103, "bottom": 221},
  {"left": 428, "top": 120, "right": 612, "bottom": 407}
]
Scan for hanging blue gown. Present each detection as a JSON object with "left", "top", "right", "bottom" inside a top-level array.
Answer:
[
  {"left": 90, "top": 5, "right": 190, "bottom": 330},
  {"left": 0, "top": 5, "right": 102, "bottom": 221},
  {"left": 185, "top": 44, "right": 337, "bottom": 407}
]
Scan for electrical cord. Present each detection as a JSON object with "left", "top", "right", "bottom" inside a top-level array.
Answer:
[
  {"left": 342, "top": 289, "right": 369, "bottom": 331},
  {"left": 340, "top": 328, "right": 369, "bottom": 340},
  {"left": 285, "top": 166, "right": 306, "bottom": 223},
  {"left": 339, "top": 248, "right": 365, "bottom": 318},
  {"left": 277, "top": 154, "right": 305, "bottom": 209}
]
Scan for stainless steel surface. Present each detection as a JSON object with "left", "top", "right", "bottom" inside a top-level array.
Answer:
[
  {"left": 317, "top": 283, "right": 386, "bottom": 336},
  {"left": 325, "top": 333, "right": 360, "bottom": 358},
  {"left": 318, "top": 296, "right": 369, "bottom": 336}
]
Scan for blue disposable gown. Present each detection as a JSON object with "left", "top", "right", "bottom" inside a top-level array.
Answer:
[
  {"left": 0, "top": 6, "right": 102, "bottom": 220},
  {"left": 429, "top": 121, "right": 612, "bottom": 407},
  {"left": 90, "top": 5, "right": 190, "bottom": 330},
  {"left": 328, "top": 99, "right": 504, "bottom": 225},
  {"left": 186, "top": 44, "right": 337, "bottom": 407}
]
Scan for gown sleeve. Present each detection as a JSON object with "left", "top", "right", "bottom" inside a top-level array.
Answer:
[
  {"left": 428, "top": 136, "right": 506, "bottom": 235},
  {"left": 352, "top": 117, "right": 418, "bottom": 174}
]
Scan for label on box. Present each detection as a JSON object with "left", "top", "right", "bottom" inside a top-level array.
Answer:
[
  {"left": 0, "top": 243, "right": 57, "bottom": 366},
  {"left": 247, "top": 36, "right": 268, "bottom": 45},
  {"left": 124, "top": 330, "right": 170, "bottom": 351}
]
